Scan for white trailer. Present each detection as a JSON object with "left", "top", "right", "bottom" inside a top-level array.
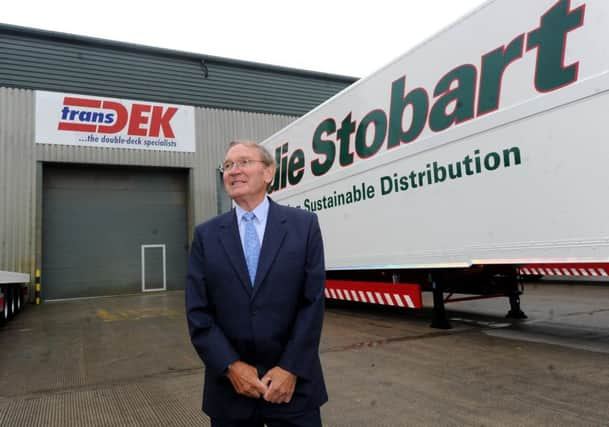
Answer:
[
  {"left": 0, "top": 271, "right": 30, "bottom": 325},
  {"left": 261, "top": 0, "right": 609, "bottom": 327}
]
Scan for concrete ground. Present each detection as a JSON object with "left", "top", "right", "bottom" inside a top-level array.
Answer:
[{"left": 1, "top": 284, "right": 608, "bottom": 426}]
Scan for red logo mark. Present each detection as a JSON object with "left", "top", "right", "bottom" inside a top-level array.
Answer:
[{"left": 57, "top": 97, "right": 178, "bottom": 137}]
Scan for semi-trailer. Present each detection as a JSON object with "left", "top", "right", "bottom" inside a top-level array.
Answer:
[{"left": 259, "top": 0, "right": 608, "bottom": 327}]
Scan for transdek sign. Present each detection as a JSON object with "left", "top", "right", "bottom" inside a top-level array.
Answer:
[{"left": 36, "top": 91, "right": 196, "bottom": 152}]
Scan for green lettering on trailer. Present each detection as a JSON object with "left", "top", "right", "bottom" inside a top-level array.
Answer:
[
  {"left": 338, "top": 113, "right": 356, "bottom": 166},
  {"left": 478, "top": 35, "right": 525, "bottom": 116},
  {"left": 387, "top": 77, "right": 429, "bottom": 148},
  {"left": 355, "top": 110, "right": 387, "bottom": 158},
  {"left": 311, "top": 119, "right": 336, "bottom": 176},
  {"left": 527, "top": 0, "right": 585, "bottom": 92},
  {"left": 429, "top": 65, "right": 477, "bottom": 132}
]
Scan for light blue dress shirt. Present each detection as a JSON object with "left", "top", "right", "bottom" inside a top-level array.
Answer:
[{"left": 235, "top": 197, "right": 269, "bottom": 254}]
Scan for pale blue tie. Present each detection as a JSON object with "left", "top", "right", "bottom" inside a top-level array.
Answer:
[{"left": 243, "top": 212, "right": 260, "bottom": 286}]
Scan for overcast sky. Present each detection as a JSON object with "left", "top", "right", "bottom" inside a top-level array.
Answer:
[{"left": 3, "top": 0, "right": 486, "bottom": 77}]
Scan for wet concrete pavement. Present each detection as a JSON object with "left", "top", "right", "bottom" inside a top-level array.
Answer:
[{"left": 1, "top": 284, "right": 608, "bottom": 426}]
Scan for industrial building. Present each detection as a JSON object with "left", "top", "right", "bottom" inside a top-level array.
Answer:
[{"left": 0, "top": 24, "right": 355, "bottom": 299}]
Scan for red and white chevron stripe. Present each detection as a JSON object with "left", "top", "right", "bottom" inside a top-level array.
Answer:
[
  {"left": 324, "top": 280, "right": 422, "bottom": 309},
  {"left": 519, "top": 263, "right": 609, "bottom": 277}
]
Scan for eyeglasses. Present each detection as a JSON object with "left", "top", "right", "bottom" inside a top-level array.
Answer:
[{"left": 220, "top": 159, "right": 267, "bottom": 173}]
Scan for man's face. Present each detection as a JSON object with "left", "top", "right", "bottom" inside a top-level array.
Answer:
[{"left": 223, "top": 144, "right": 274, "bottom": 205}]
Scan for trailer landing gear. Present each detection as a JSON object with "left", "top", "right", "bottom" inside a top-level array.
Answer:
[
  {"left": 428, "top": 268, "right": 528, "bottom": 328},
  {"left": 506, "top": 290, "right": 527, "bottom": 319},
  {"left": 430, "top": 277, "right": 452, "bottom": 330}
]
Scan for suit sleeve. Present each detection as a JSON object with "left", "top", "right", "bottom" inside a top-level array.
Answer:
[
  {"left": 278, "top": 214, "right": 325, "bottom": 380},
  {"left": 185, "top": 226, "right": 240, "bottom": 378}
]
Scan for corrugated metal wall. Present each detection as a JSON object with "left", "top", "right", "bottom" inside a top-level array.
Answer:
[
  {"left": 193, "top": 108, "right": 294, "bottom": 222},
  {"left": 0, "top": 24, "right": 356, "bottom": 116},
  {"left": 0, "top": 87, "right": 35, "bottom": 274},
  {"left": 0, "top": 87, "right": 295, "bottom": 279}
]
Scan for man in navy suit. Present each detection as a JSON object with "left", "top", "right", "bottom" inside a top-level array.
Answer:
[{"left": 186, "top": 140, "right": 328, "bottom": 426}]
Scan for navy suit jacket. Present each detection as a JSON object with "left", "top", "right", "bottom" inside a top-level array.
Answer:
[{"left": 186, "top": 198, "right": 328, "bottom": 419}]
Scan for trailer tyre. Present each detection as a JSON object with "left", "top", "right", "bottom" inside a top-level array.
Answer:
[
  {"left": 15, "top": 286, "right": 22, "bottom": 314},
  {"left": 0, "top": 287, "right": 8, "bottom": 325},
  {"left": 6, "top": 286, "right": 15, "bottom": 321}
]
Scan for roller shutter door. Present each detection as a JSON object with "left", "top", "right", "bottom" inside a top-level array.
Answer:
[{"left": 42, "top": 164, "right": 188, "bottom": 299}]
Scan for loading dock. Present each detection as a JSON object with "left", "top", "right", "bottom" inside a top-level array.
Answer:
[
  {"left": 41, "top": 164, "right": 188, "bottom": 299},
  {"left": 0, "top": 23, "right": 356, "bottom": 298}
]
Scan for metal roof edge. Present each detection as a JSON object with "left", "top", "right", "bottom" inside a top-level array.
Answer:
[{"left": 0, "top": 22, "right": 359, "bottom": 83}]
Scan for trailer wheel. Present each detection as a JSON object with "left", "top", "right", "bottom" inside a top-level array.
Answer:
[
  {"left": 15, "top": 286, "right": 22, "bottom": 314},
  {"left": 0, "top": 287, "right": 8, "bottom": 325},
  {"left": 6, "top": 286, "right": 15, "bottom": 321}
]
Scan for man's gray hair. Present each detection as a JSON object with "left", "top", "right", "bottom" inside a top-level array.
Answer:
[{"left": 227, "top": 140, "right": 275, "bottom": 167}]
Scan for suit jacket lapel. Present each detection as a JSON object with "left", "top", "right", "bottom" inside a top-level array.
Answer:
[
  {"left": 251, "top": 200, "right": 287, "bottom": 300},
  {"left": 218, "top": 209, "right": 253, "bottom": 297}
]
